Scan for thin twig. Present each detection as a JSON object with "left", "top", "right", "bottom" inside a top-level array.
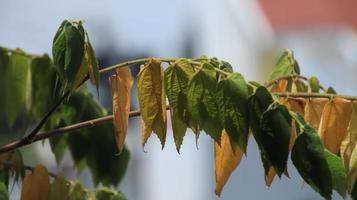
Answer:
[{"left": 273, "top": 92, "right": 357, "bottom": 101}]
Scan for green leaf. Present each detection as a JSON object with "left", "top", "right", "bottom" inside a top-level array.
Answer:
[
  {"left": 290, "top": 79, "right": 307, "bottom": 92},
  {"left": 248, "top": 86, "right": 274, "bottom": 175},
  {"left": 187, "top": 63, "right": 223, "bottom": 143},
  {"left": 326, "top": 87, "right": 337, "bottom": 94},
  {"left": 5, "top": 52, "right": 29, "bottom": 127},
  {"left": 52, "top": 20, "right": 86, "bottom": 93},
  {"left": 49, "top": 175, "right": 70, "bottom": 200},
  {"left": 0, "top": 48, "right": 10, "bottom": 115},
  {"left": 309, "top": 76, "right": 320, "bottom": 93},
  {"left": 64, "top": 22, "right": 85, "bottom": 91},
  {"left": 291, "top": 124, "right": 332, "bottom": 200},
  {"left": 0, "top": 167, "right": 9, "bottom": 188},
  {"left": 30, "top": 54, "right": 57, "bottom": 119},
  {"left": 217, "top": 73, "right": 249, "bottom": 152},
  {"left": 69, "top": 182, "right": 86, "bottom": 200},
  {"left": 165, "top": 59, "right": 196, "bottom": 152},
  {"left": 324, "top": 150, "right": 347, "bottom": 198},
  {"left": 0, "top": 182, "right": 8, "bottom": 200},
  {"left": 95, "top": 187, "right": 127, "bottom": 200},
  {"left": 269, "top": 49, "right": 300, "bottom": 81},
  {"left": 52, "top": 20, "right": 69, "bottom": 84},
  {"left": 259, "top": 104, "right": 292, "bottom": 176}
]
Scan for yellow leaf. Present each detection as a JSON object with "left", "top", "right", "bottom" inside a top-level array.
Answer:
[
  {"left": 304, "top": 98, "right": 328, "bottom": 130},
  {"left": 109, "top": 67, "right": 133, "bottom": 153},
  {"left": 137, "top": 59, "right": 167, "bottom": 149},
  {"left": 318, "top": 98, "right": 352, "bottom": 154},
  {"left": 214, "top": 130, "right": 243, "bottom": 196},
  {"left": 271, "top": 80, "right": 288, "bottom": 92},
  {"left": 340, "top": 102, "right": 357, "bottom": 192},
  {"left": 21, "top": 164, "right": 50, "bottom": 200}
]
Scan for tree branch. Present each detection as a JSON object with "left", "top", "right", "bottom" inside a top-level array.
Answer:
[
  {"left": 0, "top": 110, "right": 144, "bottom": 154},
  {"left": 273, "top": 92, "right": 357, "bottom": 101},
  {"left": 2, "top": 90, "right": 357, "bottom": 154}
]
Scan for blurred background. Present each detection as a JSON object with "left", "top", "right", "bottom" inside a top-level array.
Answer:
[{"left": 1, "top": 0, "right": 357, "bottom": 199}]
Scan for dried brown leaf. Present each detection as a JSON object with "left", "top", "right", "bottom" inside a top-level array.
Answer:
[
  {"left": 339, "top": 102, "right": 357, "bottom": 192},
  {"left": 318, "top": 98, "right": 352, "bottom": 154},
  {"left": 21, "top": 165, "right": 50, "bottom": 200},
  {"left": 109, "top": 67, "right": 133, "bottom": 153},
  {"left": 304, "top": 98, "right": 328, "bottom": 130},
  {"left": 215, "top": 130, "right": 243, "bottom": 196},
  {"left": 271, "top": 80, "right": 288, "bottom": 92}
]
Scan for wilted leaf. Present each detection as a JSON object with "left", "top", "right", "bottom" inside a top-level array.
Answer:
[
  {"left": 280, "top": 98, "right": 306, "bottom": 115},
  {"left": 137, "top": 59, "right": 167, "bottom": 148},
  {"left": 49, "top": 175, "right": 70, "bottom": 200},
  {"left": 110, "top": 67, "right": 133, "bottom": 153},
  {"left": 214, "top": 130, "right": 243, "bottom": 196},
  {"left": 217, "top": 73, "right": 249, "bottom": 152},
  {"left": 349, "top": 144, "right": 357, "bottom": 193},
  {"left": 292, "top": 124, "right": 332, "bottom": 200},
  {"left": 164, "top": 59, "right": 196, "bottom": 152},
  {"left": 304, "top": 98, "right": 328, "bottom": 130},
  {"left": 270, "top": 79, "right": 288, "bottom": 93},
  {"left": 269, "top": 49, "right": 300, "bottom": 81},
  {"left": 187, "top": 63, "right": 222, "bottom": 143},
  {"left": 21, "top": 165, "right": 50, "bottom": 200},
  {"left": 341, "top": 102, "right": 357, "bottom": 192},
  {"left": 324, "top": 150, "right": 347, "bottom": 198},
  {"left": 318, "top": 98, "right": 352, "bottom": 154}
]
